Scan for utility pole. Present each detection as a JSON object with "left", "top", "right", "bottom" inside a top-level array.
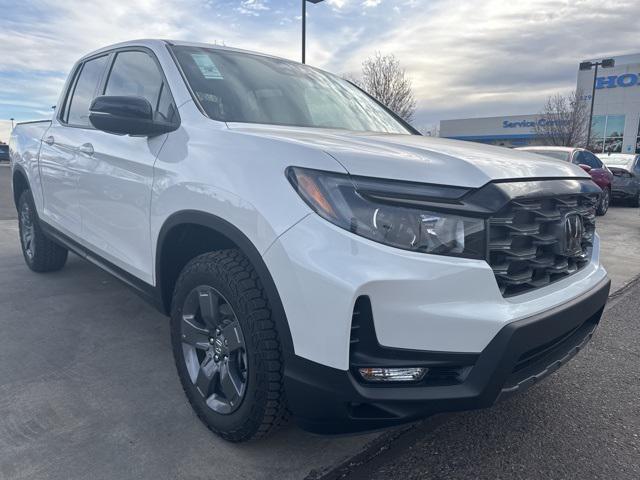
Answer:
[
  {"left": 579, "top": 58, "right": 615, "bottom": 149},
  {"left": 302, "top": 0, "right": 325, "bottom": 64}
]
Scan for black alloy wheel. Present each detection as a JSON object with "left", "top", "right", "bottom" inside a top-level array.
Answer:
[
  {"left": 17, "top": 190, "right": 68, "bottom": 272},
  {"left": 180, "top": 285, "right": 248, "bottom": 414}
]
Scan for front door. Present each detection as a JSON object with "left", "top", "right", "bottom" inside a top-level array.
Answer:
[{"left": 75, "top": 49, "right": 179, "bottom": 284}]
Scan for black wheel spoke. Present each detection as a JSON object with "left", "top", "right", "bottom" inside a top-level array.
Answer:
[
  {"left": 220, "top": 321, "right": 244, "bottom": 352},
  {"left": 195, "top": 356, "right": 219, "bottom": 398},
  {"left": 198, "top": 288, "right": 220, "bottom": 330},
  {"left": 181, "top": 315, "right": 210, "bottom": 349},
  {"left": 220, "top": 362, "right": 243, "bottom": 406}
]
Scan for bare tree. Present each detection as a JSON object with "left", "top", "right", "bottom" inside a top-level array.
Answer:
[
  {"left": 533, "top": 90, "right": 590, "bottom": 147},
  {"left": 348, "top": 52, "right": 417, "bottom": 123}
]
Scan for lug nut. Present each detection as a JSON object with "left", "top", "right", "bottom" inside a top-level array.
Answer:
[
  {"left": 215, "top": 328, "right": 221, "bottom": 336},
  {"left": 214, "top": 354, "right": 220, "bottom": 362},
  {"left": 209, "top": 337, "right": 215, "bottom": 345}
]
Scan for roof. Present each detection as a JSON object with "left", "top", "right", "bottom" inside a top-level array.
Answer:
[{"left": 79, "top": 39, "right": 290, "bottom": 63}]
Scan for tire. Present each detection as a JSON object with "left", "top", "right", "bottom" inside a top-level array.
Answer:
[
  {"left": 17, "top": 190, "right": 68, "bottom": 272},
  {"left": 596, "top": 187, "right": 610, "bottom": 216},
  {"left": 170, "top": 249, "right": 288, "bottom": 442}
]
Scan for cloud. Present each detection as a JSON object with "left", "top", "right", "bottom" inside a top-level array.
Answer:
[
  {"left": 321, "top": 0, "right": 640, "bottom": 125},
  {"left": 3, "top": 0, "right": 640, "bottom": 128},
  {"left": 326, "top": 0, "right": 347, "bottom": 8},
  {"left": 236, "top": 0, "right": 270, "bottom": 16}
]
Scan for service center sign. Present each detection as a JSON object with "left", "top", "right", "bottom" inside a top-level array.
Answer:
[{"left": 502, "top": 118, "right": 569, "bottom": 129}]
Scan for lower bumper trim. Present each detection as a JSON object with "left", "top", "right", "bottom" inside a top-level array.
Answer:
[{"left": 284, "top": 277, "right": 610, "bottom": 434}]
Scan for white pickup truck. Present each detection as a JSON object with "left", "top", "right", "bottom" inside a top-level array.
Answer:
[{"left": 10, "top": 39, "right": 610, "bottom": 442}]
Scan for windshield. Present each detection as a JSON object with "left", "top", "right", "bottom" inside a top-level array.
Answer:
[
  {"left": 171, "top": 46, "right": 411, "bottom": 134},
  {"left": 523, "top": 149, "right": 571, "bottom": 162}
]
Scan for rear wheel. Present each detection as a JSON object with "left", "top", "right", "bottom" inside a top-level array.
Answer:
[
  {"left": 18, "top": 190, "right": 68, "bottom": 272},
  {"left": 170, "top": 249, "right": 288, "bottom": 442},
  {"left": 596, "top": 187, "right": 610, "bottom": 216}
]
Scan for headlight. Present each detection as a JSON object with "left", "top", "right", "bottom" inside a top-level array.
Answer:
[{"left": 287, "top": 167, "right": 486, "bottom": 258}]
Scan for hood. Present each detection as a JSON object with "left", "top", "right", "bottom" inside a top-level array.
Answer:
[{"left": 226, "top": 123, "right": 590, "bottom": 188}]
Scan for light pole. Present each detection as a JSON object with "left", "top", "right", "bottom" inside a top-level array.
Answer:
[
  {"left": 302, "top": 0, "right": 325, "bottom": 64},
  {"left": 10, "top": 118, "right": 14, "bottom": 130},
  {"left": 579, "top": 58, "right": 615, "bottom": 150}
]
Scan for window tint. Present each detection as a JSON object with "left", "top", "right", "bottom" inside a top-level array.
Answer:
[
  {"left": 576, "top": 151, "right": 602, "bottom": 169},
  {"left": 104, "top": 51, "right": 177, "bottom": 122},
  {"left": 584, "top": 151, "right": 602, "bottom": 168},
  {"left": 66, "top": 55, "right": 109, "bottom": 126}
]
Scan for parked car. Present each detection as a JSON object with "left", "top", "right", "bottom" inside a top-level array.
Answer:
[
  {"left": 0, "top": 143, "right": 9, "bottom": 162},
  {"left": 597, "top": 153, "right": 640, "bottom": 207},
  {"left": 516, "top": 146, "right": 613, "bottom": 215},
  {"left": 10, "top": 40, "right": 610, "bottom": 442}
]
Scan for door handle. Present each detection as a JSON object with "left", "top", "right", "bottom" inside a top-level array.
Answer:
[
  {"left": 78, "top": 143, "right": 94, "bottom": 156},
  {"left": 44, "top": 135, "right": 55, "bottom": 146}
]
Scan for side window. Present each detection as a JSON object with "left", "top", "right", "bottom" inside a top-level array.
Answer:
[
  {"left": 584, "top": 152, "right": 603, "bottom": 169},
  {"left": 575, "top": 151, "right": 601, "bottom": 169},
  {"left": 634, "top": 157, "right": 640, "bottom": 174},
  {"left": 104, "top": 51, "right": 177, "bottom": 123},
  {"left": 572, "top": 151, "right": 584, "bottom": 165},
  {"left": 65, "top": 55, "right": 109, "bottom": 126}
]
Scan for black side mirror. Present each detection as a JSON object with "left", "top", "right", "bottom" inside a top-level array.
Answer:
[{"left": 89, "top": 96, "right": 177, "bottom": 136}]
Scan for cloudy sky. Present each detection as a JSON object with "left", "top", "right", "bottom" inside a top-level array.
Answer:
[{"left": 1, "top": 0, "right": 640, "bottom": 135}]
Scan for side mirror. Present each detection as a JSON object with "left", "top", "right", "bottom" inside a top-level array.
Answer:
[
  {"left": 89, "top": 96, "right": 177, "bottom": 136},
  {"left": 578, "top": 163, "right": 592, "bottom": 173}
]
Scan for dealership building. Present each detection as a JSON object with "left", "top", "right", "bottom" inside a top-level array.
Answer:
[{"left": 440, "top": 53, "right": 640, "bottom": 154}]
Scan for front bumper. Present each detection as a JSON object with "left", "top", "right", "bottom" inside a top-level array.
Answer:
[
  {"left": 264, "top": 213, "right": 609, "bottom": 371},
  {"left": 285, "top": 277, "right": 610, "bottom": 434}
]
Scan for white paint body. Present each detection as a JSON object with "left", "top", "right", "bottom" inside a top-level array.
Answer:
[{"left": 10, "top": 40, "right": 608, "bottom": 371}]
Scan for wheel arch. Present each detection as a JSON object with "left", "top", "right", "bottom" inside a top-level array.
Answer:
[
  {"left": 155, "top": 210, "right": 295, "bottom": 359},
  {"left": 12, "top": 165, "right": 30, "bottom": 209}
]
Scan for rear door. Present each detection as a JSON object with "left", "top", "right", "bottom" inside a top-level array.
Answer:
[
  {"left": 39, "top": 54, "right": 109, "bottom": 237},
  {"left": 75, "top": 48, "right": 178, "bottom": 284}
]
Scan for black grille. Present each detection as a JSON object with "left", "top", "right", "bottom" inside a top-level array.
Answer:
[{"left": 488, "top": 193, "right": 598, "bottom": 296}]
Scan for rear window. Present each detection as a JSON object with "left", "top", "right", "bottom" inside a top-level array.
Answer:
[{"left": 601, "top": 155, "right": 633, "bottom": 168}]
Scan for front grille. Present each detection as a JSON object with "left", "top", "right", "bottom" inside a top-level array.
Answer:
[{"left": 488, "top": 193, "right": 598, "bottom": 296}]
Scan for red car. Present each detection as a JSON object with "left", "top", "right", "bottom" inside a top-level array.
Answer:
[{"left": 517, "top": 146, "right": 613, "bottom": 215}]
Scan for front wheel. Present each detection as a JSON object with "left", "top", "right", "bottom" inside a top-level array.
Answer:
[
  {"left": 170, "top": 249, "right": 288, "bottom": 442},
  {"left": 17, "top": 190, "right": 68, "bottom": 272},
  {"left": 596, "top": 187, "right": 610, "bottom": 216}
]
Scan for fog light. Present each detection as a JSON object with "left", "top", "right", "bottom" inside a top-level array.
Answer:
[{"left": 358, "top": 367, "right": 427, "bottom": 382}]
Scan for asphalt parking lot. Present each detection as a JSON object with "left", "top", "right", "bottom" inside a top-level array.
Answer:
[{"left": 1, "top": 163, "right": 639, "bottom": 479}]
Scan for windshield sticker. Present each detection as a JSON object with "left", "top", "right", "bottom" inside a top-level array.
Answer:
[{"left": 191, "top": 53, "right": 223, "bottom": 79}]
